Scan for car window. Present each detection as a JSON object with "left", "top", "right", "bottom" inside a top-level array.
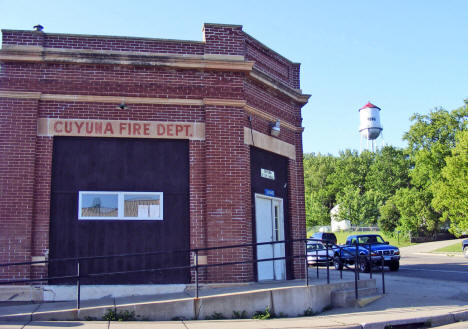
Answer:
[
  {"left": 358, "top": 235, "right": 385, "bottom": 244},
  {"left": 375, "top": 236, "right": 385, "bottom": 243},
  {"left": 358, "top": 236, "right": 370, "bottom": 244},
  {"left": 307, "top": 243, "right": 324, "bottom": 251}
]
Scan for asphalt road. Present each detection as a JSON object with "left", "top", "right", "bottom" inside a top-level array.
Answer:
[
  {"left": 389, "top": 239, "right": 468, "bottom": 283},
  {"left": 394, "top": 253, "right": 468, "bottom": 282},
  {"left": 313, "top": 239, "right": 468, "bottom": 283}
]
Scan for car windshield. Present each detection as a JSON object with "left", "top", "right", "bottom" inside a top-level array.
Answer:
[
  {"left": 307, "top": 243, "right": 325, "bottom": 251},
  {"left": 357, "top": 235, "right": 385, "bottom": 244}
]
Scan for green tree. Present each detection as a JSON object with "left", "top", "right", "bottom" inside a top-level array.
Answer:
[
  {"left": 378, "top": 198, "right": 400, "bottom": 234},
  {"left": 392, "top": 188, "right": 439, "bottom": 236},
  {"left": 303, "top": 153, "right": 336, "bottom": 227},
  {"left": 365, "top": 146, "right": 410, "bottom": 201},
  {"left": 329, "top": 150, "right": 374, "bottom": 196},
  {"left": 432, "top": 130, "right": 468, "bottom": 236},
  {"left": 336, "top": 186, "right": 381, "bottom": 226},
  {"left": 401, "top": 102, "right": 467, "bottom": 235},
  {"left": 404, "top": 103, "right": 467, "bottom": 189}
]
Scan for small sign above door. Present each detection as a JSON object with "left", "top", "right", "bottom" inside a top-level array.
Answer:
[
  {"left": 264, "top": 189, "right": 275, "bottom": 197},
  {"left": 261, "top": 168, "right": 275, "bottom": 180}
]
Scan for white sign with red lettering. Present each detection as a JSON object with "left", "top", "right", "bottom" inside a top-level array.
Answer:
[{"left": 38, "top": 118, "right": 205, "bottom": 140}]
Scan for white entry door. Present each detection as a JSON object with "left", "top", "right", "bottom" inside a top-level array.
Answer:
[{"left": 255, "top": 194, "right": 285, "bottom": 281}]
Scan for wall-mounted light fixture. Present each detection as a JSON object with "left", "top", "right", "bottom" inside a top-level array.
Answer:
[
  {"left": 270, "top": 120, "right": 280, "bottom": 137},
  {"left": 117, "top": 102, "right": 129, "bottom": 110}
]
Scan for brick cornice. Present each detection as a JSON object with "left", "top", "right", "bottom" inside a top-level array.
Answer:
[
  {"left": 0, "top": 91, "right": 304, "bottom": 132},
  {"left": 244, "top": 127, "right": 296, "bottom": 160},
  {"left": 0, "top": 90, "right": 204, "bottom": 106},
  {"left": 203, "top": 98, "right": 246, "bottom": 107},
  {"left": 244, "top": 105, "right": 303, "bottom": 132},
  {"left": 249, "top": 69, "right": 311, "bottom": 104},
  {"left": 0, "top": 46, "right": 254, "bottom": 72},
  {"left": 0, "top": 46, "right": 310, "bottom": 104},
  {"left": 0, "top": 91, "right": 42, "bottom": 99}
]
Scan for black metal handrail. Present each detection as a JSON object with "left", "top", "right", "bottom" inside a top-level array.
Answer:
[
  {"left": 0, "top": 237, "right": 386, "bottom": 308},
  {"left": 317, "top": 240, "right": 388, "bottom": 299}
]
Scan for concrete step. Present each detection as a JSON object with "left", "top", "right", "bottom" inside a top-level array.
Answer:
[{"left": 331, "top": 287, "right": 382, "bottom": 308}]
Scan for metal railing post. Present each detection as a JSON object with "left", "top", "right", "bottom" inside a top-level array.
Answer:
[
  {"left": 76, "top": 260, "right": 81, "bottom": 309},
  {"left": 0, "top": 238, "right": 389, "bottom": 302},
  {"left": 194, "top": 250, "right": 199, "bottom": 299},
  {"left": 340, "top": 259, "right": 343, "bottom": 279},
  {"left": 354, "top": 242, "right": 359, "bottom": 300},
  {"left": 368, "top": 244, "right": 372, "bottom": 279},
  {"left": 381, "top": 255, "right": 385, "bottom": 294},
  {"left": 316, "top": 247, "right": 319, "bottom": 278},
  {"left": 339, "top": 246, "right": 343, "bottom": 280},
  {"left": 326, "top": 243, "right": 330, "bottom": 284},
  {"left": 305, "top": 240, "right": 309, "bottom": 286}
]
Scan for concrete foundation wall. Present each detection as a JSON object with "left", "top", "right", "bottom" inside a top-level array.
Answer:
[
  {"left": 0, "top": 285, "right": 187, "bottom": 302},
  {"left": 93, "top": 280, "right": 375, "bottom": 321},
  {"left": 0, "top": 280, "right": 377, "bottom": 321}
]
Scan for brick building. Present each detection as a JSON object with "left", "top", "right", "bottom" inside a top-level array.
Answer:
[{"left": 0, "top": 23, "right": 309, "bottom": 286}]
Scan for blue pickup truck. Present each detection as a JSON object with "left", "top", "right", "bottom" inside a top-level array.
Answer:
[{"left": 333, "top": 234, "right": 400, "bottom": 272}]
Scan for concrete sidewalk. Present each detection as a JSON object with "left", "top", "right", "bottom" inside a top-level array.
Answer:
[
  {"left": 1, "top": 305, "right": 467, "bottom": 329},
  {"left": 1, "top": 240, "right": 467, "bottom": 328},
  {"left": 1, "top": 272, "right": 467, "bottom": 329}
]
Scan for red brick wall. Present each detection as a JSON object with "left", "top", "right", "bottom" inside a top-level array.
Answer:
[
  {"left": 2, "top": 30, "right": 204, "bottom": 55},
  {"left": 2, "top": 63, "right": 244, "bottom": 100},
  {"left": 30, "top": 137, "right": 53, "bottom": 280},
  {"left": 204, "top": 105, "right": 253, "bottom": 282},
  {"left": 3, "top": 24, "right": 300, "bottom": 90},
  {"left": 203, "top": 24, "right": 245, "bottom": 56},
  {"left": 0, "top": 97, "right": 38, "bottom": 280},
  {"left": 1, "top": 30, "right": 45, "bottom": 47},
  {"left": 289, "top": 131, "right": 306, "bottom": 279},
  {"left": 0, "top": 24, "right": 307, "bottom": 283},
  {"left": 189, "top": 140, "right": 207, "bottom": 282}
]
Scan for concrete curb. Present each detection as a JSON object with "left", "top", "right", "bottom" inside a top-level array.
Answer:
[
  {"left": 359, "top": 309, "right": 468, "bottom": 329},
  {"left": 1, "top": 308, "right": 466, "bottom": 329},
  {"left": 0, "top": 280, "right": 377, "bottom": 322}
]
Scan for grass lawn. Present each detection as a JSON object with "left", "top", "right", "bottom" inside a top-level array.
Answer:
[
  {"left": 431, "top": 242, "right": 463, "bottom": 253},
  {"left": 307, "top": 229, "right": 414, "bottom": 248}
]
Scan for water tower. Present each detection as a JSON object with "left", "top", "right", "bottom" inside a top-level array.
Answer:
[{"left": 359, "top": 102, "right": 383, "bottom": 152}]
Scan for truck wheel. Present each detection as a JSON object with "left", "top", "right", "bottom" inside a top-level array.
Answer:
[
  {"left": 389, "top": 260, "right": 400, "bottom": 271},
  {"left": 334, "top": 258, "right": 343, "bottom": 271},
  {"left": 358, "top": 259, "right": 370, "bottom": 273}
]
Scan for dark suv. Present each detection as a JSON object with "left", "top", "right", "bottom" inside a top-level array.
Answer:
[
  {"left": 311, "top": 232, "right": 337, "bottom": 246},
  {"left": 463, "top": 239, "right": 468, "bottom": 258}
]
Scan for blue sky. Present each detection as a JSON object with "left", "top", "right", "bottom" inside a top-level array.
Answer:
[{"left": 1, "top": 0, "right": 467, "bottom": 155}]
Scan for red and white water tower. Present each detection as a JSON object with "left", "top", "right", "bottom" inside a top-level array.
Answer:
[{"left": 359, "top": 102, "right": 383, "bottom": 152}]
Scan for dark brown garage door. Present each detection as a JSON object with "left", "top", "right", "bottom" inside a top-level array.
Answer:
[{"left": 49, "top": 137, "right": 190, "bottom": 284}]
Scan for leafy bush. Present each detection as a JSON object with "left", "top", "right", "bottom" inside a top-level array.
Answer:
[
  {"left": 205, "top": 312, "right": 226, "bottom": 320},
  {"left": 252, "top": 307, "right": 275, "bottom": 320},
  {"left": 102, "top": 309, "right": 136, "bottom": 321},
  {"left": 232, "top": 310, "right": 248, "bottom": 319}
]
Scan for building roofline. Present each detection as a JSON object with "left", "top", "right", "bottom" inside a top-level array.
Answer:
[
  {"left": 2, "top": 24, "right": 301, "bottom": 65},
  {"left": 243, "top": 32, "right": 300, "bottom": 66},
  {"left": 203, "top": 23, "right": 243, "bottom": 29},
  {"left": 1, "top": 29, "right": 204, "bottom": 44}
]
